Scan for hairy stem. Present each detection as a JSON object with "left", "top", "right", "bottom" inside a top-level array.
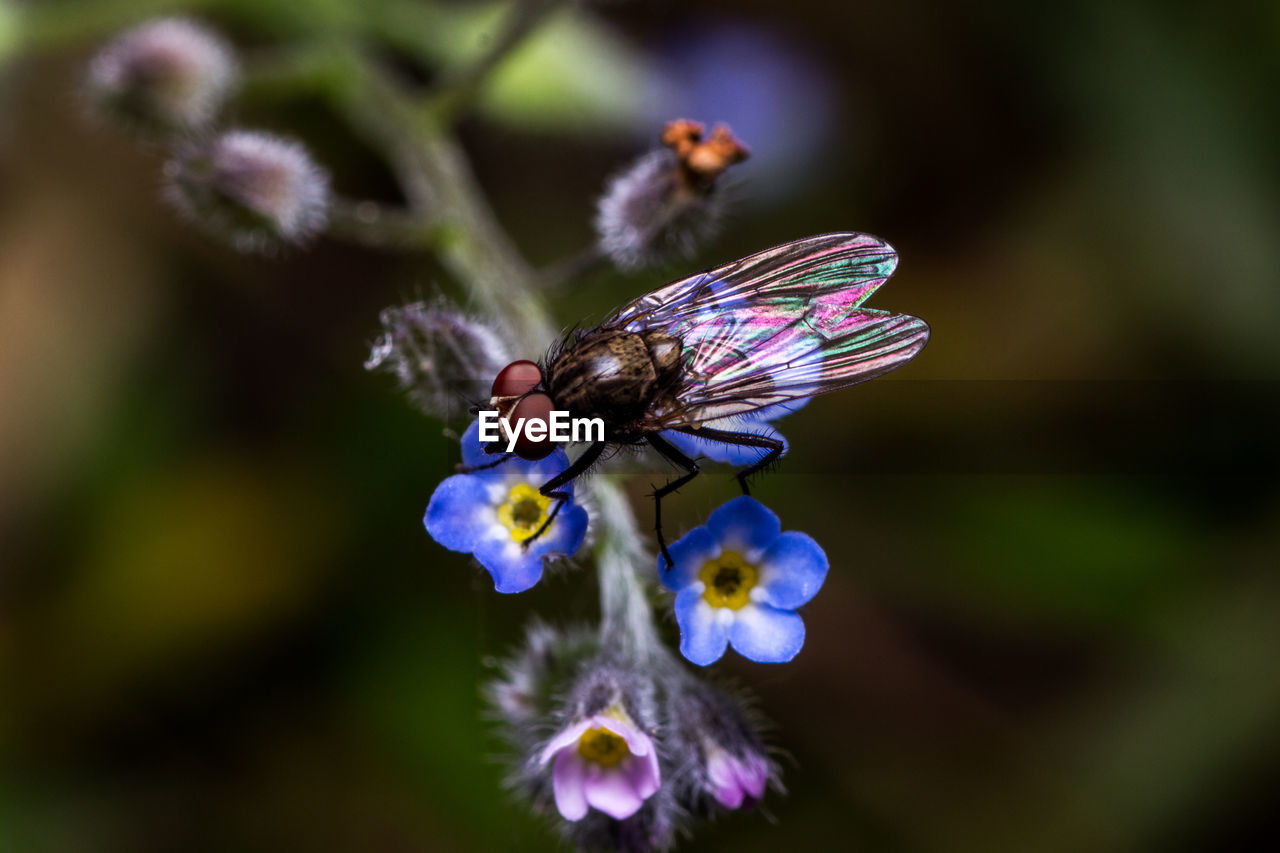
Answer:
[
  {"left": 594, "top": 477, "right": 663, "bottom": 663},
  {"left": 330, "top": 44, "right": 662, "bottom": 654}
]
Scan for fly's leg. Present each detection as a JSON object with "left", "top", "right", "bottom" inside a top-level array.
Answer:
[
  {"left": 678, "top": 426, "right": 784, "bottom": 495},
  {"left": 525, "top": 441, "right": 608, "bottom": 548},
  {"left": 646, "top": 434, "right": 701, "bottom": 572}
]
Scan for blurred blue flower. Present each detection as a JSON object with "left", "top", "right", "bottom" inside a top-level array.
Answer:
[
  {"left": 660, "top": 496, "right": 827, "bottom": 665},
  {"left": 662, "top": 399, "right": 806, "bottom": 465},
  {"left": 426, "top": 421, "right": 588, "bottom": 593}
]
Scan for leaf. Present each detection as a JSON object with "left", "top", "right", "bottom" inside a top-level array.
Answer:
[
  {"left": 407, "top": 1, "right": 657, "bottom": 133},
  {"left": 479, "top": 7, "right": 657, "bottom": 132}
]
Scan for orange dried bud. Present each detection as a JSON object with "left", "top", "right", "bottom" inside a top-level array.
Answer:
[
  {"left": 661, "top": 119, "right": 750, "bottom": 190},
  {"left": 661, "top": 119, "right": 706, "bottom": 159}
]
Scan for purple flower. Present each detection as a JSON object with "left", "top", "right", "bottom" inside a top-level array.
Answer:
[
  {"left": 704, "top": 745, "right": 768, "bottom": 810},
  {"left": 660, "top": 496, "right": 827, "bottom": 665},
  {"left": 425, "top": 421, "right": 588, "bottom": 593},
  {"left": 540, "top": 707, "right": 661, "bottom": 821}
]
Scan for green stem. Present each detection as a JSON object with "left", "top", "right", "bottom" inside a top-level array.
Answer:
[
  {"left": 326, "top": 199, "right": 439, "bottom": 250},
  {"left": 428, "top": 0, "right": 565, "bottom": 126},
  {"left": 329, "top": 48, "right": 662, "bottom": 658},
  {"left": 594, "top": 477, "right": 663, "bottom": 663}
]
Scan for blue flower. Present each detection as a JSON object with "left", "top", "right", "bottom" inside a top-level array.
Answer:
[
  {"left": 661, "top": 399, "right": 806, "bottom": 465},
  {"left": 425, "top": 421, "right": 588, "bottom": 593},
  {"left": 659, "top": 496, "right": 827, "bottom": 665}
]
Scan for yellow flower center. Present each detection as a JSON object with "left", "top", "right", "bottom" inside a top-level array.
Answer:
[
  {"left": 496, "top": 483, "right": 552, "bottom": 543},
  {"left": 577, "top": 727, "right": 630, "bottom": 767},
  {"left": 699, "top": 550, "right": 757, "bottom": 610}
]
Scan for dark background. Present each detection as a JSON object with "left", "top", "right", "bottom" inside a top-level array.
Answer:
[{"left": 2, "top": 1, "right": 1278, "bottom": 850}]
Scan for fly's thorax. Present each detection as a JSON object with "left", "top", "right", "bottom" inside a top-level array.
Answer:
[
  {"left": 548, "top": 329, "right": 676, "bottom": 425},
  {"left": 642, "top": 331, "right": 683, "bottom": 386}
]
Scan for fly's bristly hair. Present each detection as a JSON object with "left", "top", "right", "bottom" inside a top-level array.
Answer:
[{"left": 541, "top": 328, "right": 577, "bottom": 378}]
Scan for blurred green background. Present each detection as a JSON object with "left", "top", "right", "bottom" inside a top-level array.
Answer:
[{"left": 2, "top": 1, "right": 1279, "bottom": 850}]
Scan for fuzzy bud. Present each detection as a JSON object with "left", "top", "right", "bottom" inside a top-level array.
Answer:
[
  {"left": 164, "top": 129, "right": 330, "bottom": 252},
  {"left": 594, "top": 119, "right": 749, "bottom": 271},
  {"left": 665, "top": 676, "right": 776, "bottom": 815},
  {"left": 486, "top": 622, "right": 600, "bottom": 734},
  {"left": 85, "top": 18, "right": 235, "bottom": 135},
  {"left": 365, "top": 300, "right": 511, "bottom": 420}
]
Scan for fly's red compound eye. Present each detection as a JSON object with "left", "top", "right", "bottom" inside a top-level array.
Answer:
[
  {"left": 510, "top": 393, "right": 555, "bottom": 460},
  {"left": 492, "top": 360, "right": 543, "bottom": 398}
]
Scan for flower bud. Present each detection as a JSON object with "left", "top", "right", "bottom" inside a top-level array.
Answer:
[
  {"left": 486, "top": 622, "right": 599, "bottom": 731},
  {"left": 594, "top": 119, "right": 749, "bottom": 271},
  {"left": 85, "top": 18, "right": 235, "bottom": 135},
  {"left": 164, "top": 130, "right": 330, "bottom": 252},
  {"left": 365, "top": 300, "right": 511, "bottom": 420},
  {"left": 665, "top": 676, "right": 775, "bottom": 814}
]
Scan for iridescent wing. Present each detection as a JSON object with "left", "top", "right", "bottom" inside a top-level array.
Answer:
[{"left": 605, "top": 232, "right": 929, "bottom": 426}]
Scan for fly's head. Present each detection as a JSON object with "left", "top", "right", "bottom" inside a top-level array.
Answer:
[{"left": 486, "top": 359, "right": 556, "bottom": 461}]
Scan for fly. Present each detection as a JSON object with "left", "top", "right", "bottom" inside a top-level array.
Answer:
[{"left": 467, "top": 232, "right": 930, "bottom": 569}]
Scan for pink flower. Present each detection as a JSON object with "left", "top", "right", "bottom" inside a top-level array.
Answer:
[
  {"left": 540, "top": 709, "right": 661, "bottom": 821},
  {"left": 705, "top": 745, "right": 768, "bottom": 810}
]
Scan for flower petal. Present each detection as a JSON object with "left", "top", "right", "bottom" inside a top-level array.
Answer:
[
  {"left": 530, "top": 502, "right": 588, "bottom": 561},
  {"left": 706, "top": 749, "right": 746, "bottom": 809},
  {"left": 552, "top": 750, "right": 590, "bottom": 821},
  {"left": 540, "top": 719, "right": 593, "bottom": 764},
  {"left": 593, "top": 715, "right": 654, "bottom": 760},
  {"left": 753, "top": 398, "right": 808, "bottom": 421},
  {"left": 737, "top": 753, "right": 769, "bottom": 801},
  {"left": 662, "top": 419, "right": 788, "bottom": 466},
  {"left": 706, "top": 496, "right": 780, "bottom": 556},
  {"left": 583, "top": 764, "right": 644, "bottom": 820},
  {"left": 460, "top": 419, "right": 573, "bottom": 494},
  {"left": 470, "top": 501, "right": 586, "bottom": 594},
  {"left": 626, "top": 749, "right": 661, "bottom": 800},
  {"left": 658, "top": 526, "right": 719, "bottom": 591},
  {"left": 728, "top": 603, "right": 805, "bottom": 663},
  {"left": 423, "top": 474, "right": 491, "bottom": 552},
  {"left": 675, "top": 587, "right": 729, "bottom": 666},
  {"left": 523, "top": 450, "right": 574, "bottom": 496},
  {"left": 472, "top": 536, "right": 544, "bottom": 594},
  {"left": 756, "top": 531, "right": 829, "bottom": 609},
  {"left": 459, "top": 419, "right": 493, "bottom": 468}
]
